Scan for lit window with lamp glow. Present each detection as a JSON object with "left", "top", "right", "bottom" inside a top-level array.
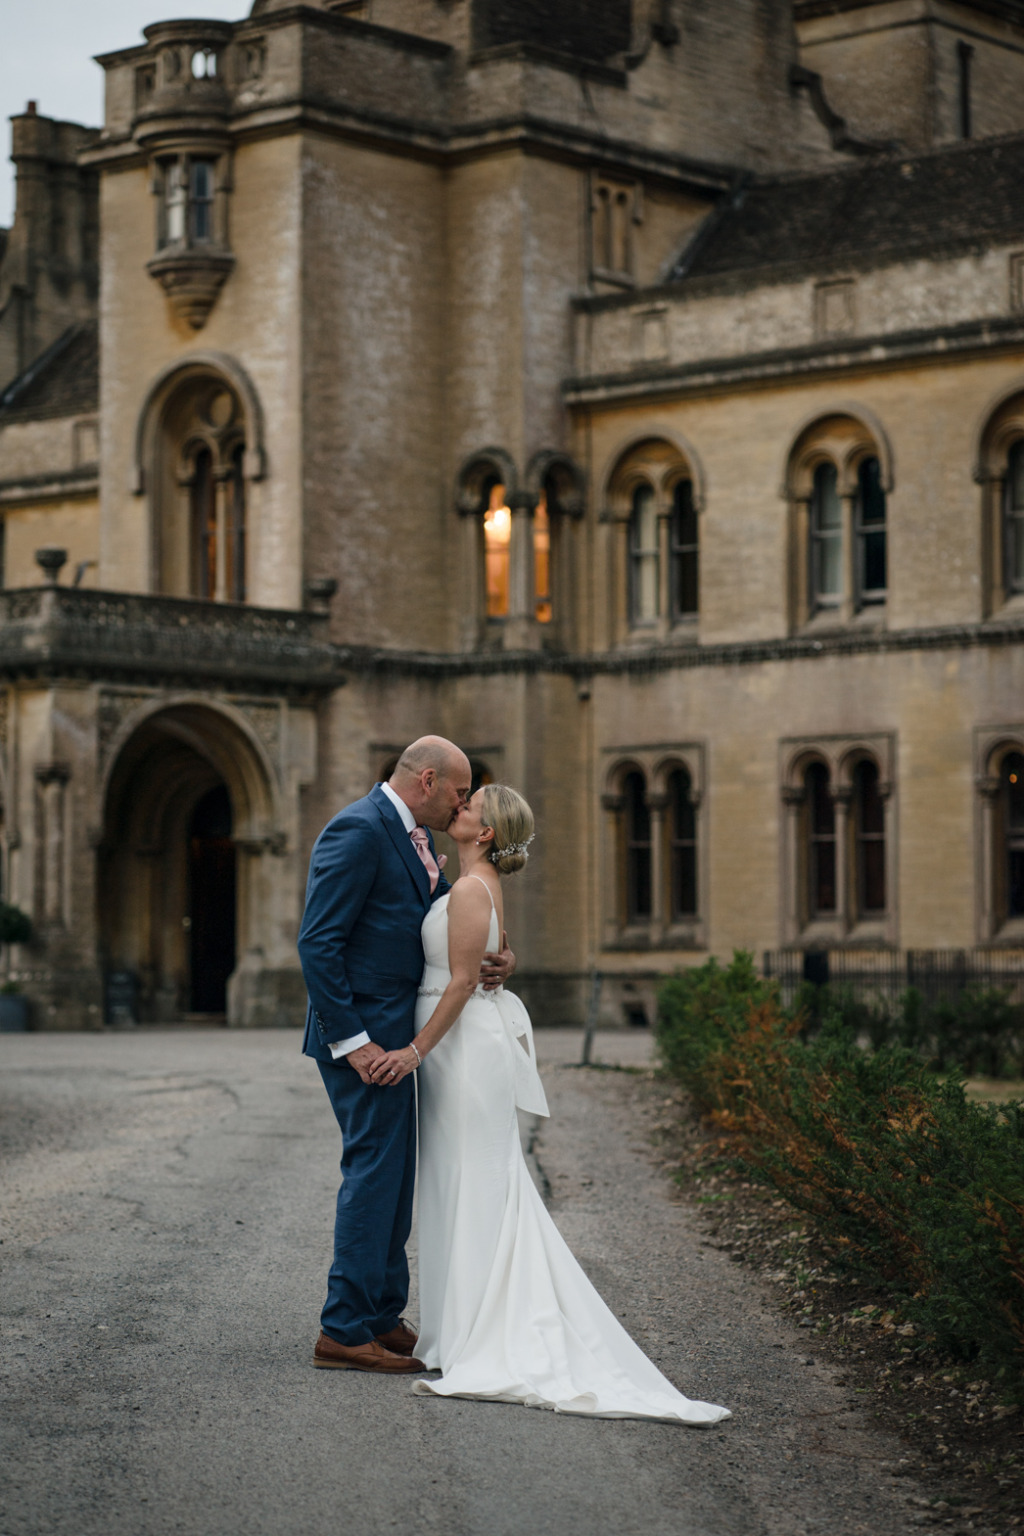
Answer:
[
  {"left": 1003, "top": 751, "right": 1024, "bottom": 918},
  {"left": 484, "top": 483, "right": 511, "bottom": 618},
  {"left": 534, "top": 493, "right": 552, "bottom": 623}
]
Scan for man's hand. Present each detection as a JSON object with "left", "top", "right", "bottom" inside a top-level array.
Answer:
[
  {"left": 345, "top": 1040, "right": 387, "bottom": 1085},
  {"left": 479, "top": 931, "right": 515, "bottom": 992}
]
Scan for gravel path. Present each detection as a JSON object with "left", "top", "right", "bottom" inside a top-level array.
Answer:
[{"left": 0, "top": 1028, "right": 923, "bottom": 1536}]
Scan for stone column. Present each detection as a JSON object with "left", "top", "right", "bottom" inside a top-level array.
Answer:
[
  {"left": 600, "top": 791, "right": 624, "bottom": 937},
  {"left": 976, "top": 774, "right": 1000, "bottom": 940},
  {"left": 833, "top": 783, "right": 853, "bottom": 932},
  {"left": 644, "top": 789, "right": 669, "bottom": 934},
  {"left": 34, "top": 762, "right": 71, "bottom": 927},
  {"left": 780, "top": 784, "right": 806, "bottom": 942}
]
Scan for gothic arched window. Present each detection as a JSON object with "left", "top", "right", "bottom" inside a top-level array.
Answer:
[
  {"left": 1004, "top": 440, "right": 1024, "bottom": 598},
  {"left": 1001, "top": 750, "right": 1024, "bottom": 919},
  {"left": 788, "top": 414, "right": 892, "bottom": 629}
]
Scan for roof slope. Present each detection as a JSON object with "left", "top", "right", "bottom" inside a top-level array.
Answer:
[
  {"left": 0, "top": 321, "right": 98, "bottom": 422},
  {"left": 673, "top": 135, "right": 1024, "bottom": 284}
]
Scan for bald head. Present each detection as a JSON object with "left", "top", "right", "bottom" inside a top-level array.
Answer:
[{"left": 389, "top": 735, "right": 472, "bottom": 833}]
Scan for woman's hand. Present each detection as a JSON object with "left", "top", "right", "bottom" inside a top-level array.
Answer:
[{"left": 369, "top": 1046, "right": 419, "bottom": 1086}]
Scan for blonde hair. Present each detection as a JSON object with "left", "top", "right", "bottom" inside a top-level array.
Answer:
[{"left": 480, "top": 783, "right": 535, "bottom": 876}]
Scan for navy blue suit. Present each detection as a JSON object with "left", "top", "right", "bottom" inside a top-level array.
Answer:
[{"left": 298, "top": 784, "right": 449, "bottom": 1345}]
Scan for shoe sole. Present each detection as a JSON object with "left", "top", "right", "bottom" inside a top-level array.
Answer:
[{"left": 312, "top": 1356, "right": 423, "bottom": 1374}]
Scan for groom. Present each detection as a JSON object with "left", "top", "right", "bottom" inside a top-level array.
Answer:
[{"left": 298, "top": 736, "right": 513, "bottom": 1373}]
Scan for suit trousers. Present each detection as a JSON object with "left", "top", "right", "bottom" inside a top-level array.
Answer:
[{"left": 317, "top": 1056, "right": 417, "bottom": 1345}]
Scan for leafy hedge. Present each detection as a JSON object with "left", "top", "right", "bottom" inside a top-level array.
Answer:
[{"left": 656, "top": 955, "right": 1024, "bottom": 1393}]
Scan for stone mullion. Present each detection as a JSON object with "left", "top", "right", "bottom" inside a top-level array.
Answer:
[
  {"left": 780, "top": 785, "right": 806, "bottom": 942},
  {"left": 600, "top": 792, "right": 625, "bottom": 933},
  {"left": 833, "top": 784, "right": 853, "bottom": 932},
  {"left": 506, "top": 491, "right": 538, "bottom": 650},
  {"left": 644, "top": 790, "right": 669, "bottom": 933},
  {"left": 213, "top": 469, "right": 232, "bottom": 603}
]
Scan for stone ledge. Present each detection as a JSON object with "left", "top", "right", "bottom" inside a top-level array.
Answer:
[
  {"left": 0, "top": 469, "right": 99, "bottom": 507},
  {"left": 564, "top": 316, "right": 1024, "bottom": 405}
]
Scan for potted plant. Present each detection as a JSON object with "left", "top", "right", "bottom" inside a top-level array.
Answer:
[{"left": 0, "top": 901, "right": 33, "bottom": 1032}]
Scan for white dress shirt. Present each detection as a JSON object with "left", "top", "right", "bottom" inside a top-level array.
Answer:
[{"left": 328, "top": 782, "right": 418, "bottom": 1061}]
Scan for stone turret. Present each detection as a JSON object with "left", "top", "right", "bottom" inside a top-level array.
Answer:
[{"left": 0, "top": 106, "right": 99, "bottom": 391}]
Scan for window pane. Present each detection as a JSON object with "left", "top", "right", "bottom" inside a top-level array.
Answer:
[
  {"left": 1004, "top": 753, "right": 1024, "bottom": 831},
  {"left": 191, "top": 448, "right": 215, "bottom": 599},
  {"left": 813, "top": 462, "right": 842, "bottom": 529},
  {"left": 811, "top": 462, "right": 842, "bottom": 600},
  {"left": 629, "top": 484, "right": 658, "bottom": 623},
  {"left": 862, "top": 530, "right": 887, "bottom": 593},
  {"left": 806, "top": 762, "right": 836, "bottom": 915},
  {"left": 669, "top": 768, "right": 697, "bottom": 918},
  {"left": 230, "top": 444, "right": 246, "bottom": 602},
  {"left": 1010, "top": 442, "right": 1024, "bottom": 512},
  {"left": 534, "top": 493, "right": 551, "bottom": 624},
  {"left": 484, "top": 483, "right": 511, "bottom": 618},
  {"left": 165, "top": 161, "right": 186, "bottom": 243},
  {"left": 671, "top": 480, "right": 698, "bottom": 618},
  {"left": 624, "top": 771, "right": 652, "bottom": 922},
  {"left": 190, "top": 160, "right": 214, "bottom": 242},
  {"left": 854, "top": 759, "right": 885, "bottom": 914},
  {"left": 809, "top": 762, "right": 834, "bottom": 835},
  {"left": 857, "top": 457, "right": 886, "bottom": 525}
]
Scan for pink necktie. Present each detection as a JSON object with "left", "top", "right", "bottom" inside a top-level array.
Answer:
[{"left": 410, "top": 826, "right": 440, "bottom": 893}]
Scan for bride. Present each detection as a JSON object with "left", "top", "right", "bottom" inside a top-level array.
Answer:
[{"left": 369, "top": 784, "right": 730, "bottom": 1425}]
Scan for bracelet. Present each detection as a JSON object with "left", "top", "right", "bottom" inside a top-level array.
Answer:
[{"left": 410, "top": 1042, "right": 422, "bottom": 1067}]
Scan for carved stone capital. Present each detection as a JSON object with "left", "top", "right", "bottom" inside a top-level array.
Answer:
[
  {"left": 34, "top": 761, "right": 71, "bottom": 787},
  {"left": 976, "top": 773, "right": 1001, "bottom": 801},
  {"left": 780, "top": 785, "right": 806, "bottom": 808},
  {"left": 832, "top": 784, "right": 854, "bottom": 807},
  {"left": 601, "top": 792, "right": 625, "bottom": 814},
  {"left": 643, "top": 791, "right": 670, "bottom": 813},
  {"left": 305, "top": 577, "right": 338, "bottom": 615}
]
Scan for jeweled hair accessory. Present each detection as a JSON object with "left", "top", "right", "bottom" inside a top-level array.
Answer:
[{"left": 490, "top": 834, "right": 535, "bottom": 863}]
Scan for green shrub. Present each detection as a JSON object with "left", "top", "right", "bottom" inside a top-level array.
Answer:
[{"left": 657, "top": 955, "right": 1024, "bottom": 1392}]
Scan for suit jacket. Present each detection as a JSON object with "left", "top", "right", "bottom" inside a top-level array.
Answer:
[{"left": 298, "top": 784, "right": 450, "bottom": 1064}]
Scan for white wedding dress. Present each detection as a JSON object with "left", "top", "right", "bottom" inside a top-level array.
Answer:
[{"left": 411, "top": 880, "right": 731, "bottom": 1425}]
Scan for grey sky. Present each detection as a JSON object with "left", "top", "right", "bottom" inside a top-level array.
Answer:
[{"left": 1, "top": 1, "right": 248, "bottom": 228}]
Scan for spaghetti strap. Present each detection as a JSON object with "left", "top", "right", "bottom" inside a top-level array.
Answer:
[{"left": 466, "top": 872, "right": 497, "bottom": 916}]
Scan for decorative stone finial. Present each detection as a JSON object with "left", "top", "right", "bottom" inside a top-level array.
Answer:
[
  {"left": 35, "top": 547, "right": 68, "bottom": 585},
  {"left": 305, "top": 577, "right": 338, "bottom": 615}
]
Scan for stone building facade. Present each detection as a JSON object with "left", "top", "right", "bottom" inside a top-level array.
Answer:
[{"left": 2, "top": 0, "right": 1024, "bottom": 1028}]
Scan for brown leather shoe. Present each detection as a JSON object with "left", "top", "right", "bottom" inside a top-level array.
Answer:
[
  {"left": 313, "top": 1332, "right": 425, "bottom": 1373},
  {"left": 374, "top": 1320, "right": 419, "bottom": 1357}
]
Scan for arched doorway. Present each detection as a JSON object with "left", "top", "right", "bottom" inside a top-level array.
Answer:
[{"left": 99, "top": 701, "right": 274, "bottom": 1022}]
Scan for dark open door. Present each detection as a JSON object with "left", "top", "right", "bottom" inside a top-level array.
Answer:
[{"left": 188, "top": 784, "right": 236, "bottom": 1014}]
